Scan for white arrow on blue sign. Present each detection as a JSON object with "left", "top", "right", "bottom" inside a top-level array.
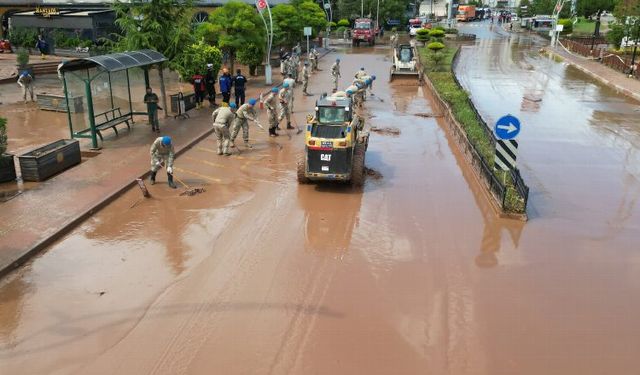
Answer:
[{"left": 494, "top": 114, "right": 521, "bottom": 140}]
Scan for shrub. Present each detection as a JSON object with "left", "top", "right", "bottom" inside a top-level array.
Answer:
[
  {"left": 434, "top": 25, "right": 445, "bottom": 31},
  {"left": 416, "top": 28, "right": 431, "bottom": 43},
  {"left": 329, "top": 21, "right": 337, "bottom": 28},
  {"left": 606, "top": 24, "right": 625, "bottom": 48},
  {"left": 0, "top": 117, "right": 7, "bottom": 155},
  {"left": 558, "top": 19, "right": 573, "bottom": 34},
  {"left": 336, "top": 26, "right": 347, "bottom": 35},
  {"left": 444, "top": 28, "right": 459, "bottom": 34},
  {"left": 338, "top": 19, "right": 350, "bottom": 27},
  {"left": 16, "top": 48, "right": 29, "bottom": 67},
  {"left": 429, "top": 29, "right": 445, "bottom": 38},
  {"left": 427, "top": 41, "right": 445, "bottom": 52},
  {"left": 8, "top": 27, "right": 38, "bottom": 48},
  {"left": 171, "top": 40, "right": 222, "bottom": 80}
]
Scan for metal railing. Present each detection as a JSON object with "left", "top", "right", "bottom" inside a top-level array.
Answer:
[{"left": 438, "top": 46, "right": 530, "bottom": 213}]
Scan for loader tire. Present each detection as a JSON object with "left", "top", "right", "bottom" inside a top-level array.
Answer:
[
  {"left": 297, "top": 155, "right": 310, "bottom": 184},
  {"left": 351, "top": 142, "right": 366, "bottom": 187}
]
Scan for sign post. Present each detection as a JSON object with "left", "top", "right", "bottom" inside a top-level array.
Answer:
[
  {"left": 494, "top": 114, "right": 521, "bottom": 171},
  {"left": 304, "top": 27, "right": 312, "bottom": 55}
]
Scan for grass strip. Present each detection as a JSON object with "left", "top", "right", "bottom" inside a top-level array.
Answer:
[{"left": 420, "top": 45, "right": 526, "bottom": 213}]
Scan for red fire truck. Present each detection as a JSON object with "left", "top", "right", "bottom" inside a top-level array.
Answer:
[{"left": 352, "top": 18, "right": 376, "bottom": 46}]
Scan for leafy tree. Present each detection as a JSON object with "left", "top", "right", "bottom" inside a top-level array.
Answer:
[
  {"left": 207, "top": 1, "right": 265, "bottom": 72},
  {"left": 272, "top": 0, "right": 327, "bottom": 47},
  {"left": 338, "top": 19, "right": 350, "bottom": 27},
  {"left": 576, "top": 0, "right": 616, "bottom": 18},
  {"left": 236, "top": 42, "right": 265, "bottom": 75},
  {"left": 172, "top": 40, "right": 222, "bottom": 81},
  {"left": 519, "top": 0, "right": 532, "bottom": 17},
  {"left": 110, "top": 0, "right": 195, "bottom": 117}
]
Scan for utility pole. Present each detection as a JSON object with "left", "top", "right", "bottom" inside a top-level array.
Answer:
[{"left": 629, "top": 18, "right": 639, "bottom": 77}]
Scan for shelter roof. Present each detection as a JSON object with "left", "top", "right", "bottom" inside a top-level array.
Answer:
[{"left": 59, "top": 49, "right": 167, "bottom": 73}]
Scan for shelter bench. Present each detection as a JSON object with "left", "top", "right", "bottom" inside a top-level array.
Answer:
[{"left": 93, "top": 107, "right": 132, "bottom": 141}]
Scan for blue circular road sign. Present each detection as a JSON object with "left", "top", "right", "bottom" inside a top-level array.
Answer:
[{"left": 494, "top": 114, "right": 521, "bottom": 140}]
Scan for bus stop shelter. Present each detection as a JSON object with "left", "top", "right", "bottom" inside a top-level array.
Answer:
[{"left": 59, "top": 49, "right": 167, "bottom": 149}]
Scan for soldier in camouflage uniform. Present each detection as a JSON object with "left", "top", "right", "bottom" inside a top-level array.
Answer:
[
  {"left": 211, "top": 102, "right": 237, "bottom": 155},
  {"left": 149, "top": 136, "right": 177, "bottom": 188},
  {"left": 278, "top": 82, "right": 294, "bottom": 130},
  {"left": 264, "top": 87, "right": 280, "bottom": 137},
  {"left": 230, "top": 98, "right": 262, "bottom": 149},
  {"left": 302, "top": 62, "right": 311, "bottom": 96},
  {"left": 331, "top": 58, "right": 341, "bottom": 91}
]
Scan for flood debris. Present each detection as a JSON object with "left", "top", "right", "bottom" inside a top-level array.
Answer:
[
  {"left": 365, "top": 167, "right": 383, "bottom": 179},
  {"left": 371, "top": 126, "right": 401, "bottom": 136},
  {"left": 413, "top": 112, "right": 442, "bottom": 118},
  {"left": 175, "top": 176, "right": 206, "bottom": 196},
  {"left": 136, "top": 178, "right": 150, "bottom": 198}
]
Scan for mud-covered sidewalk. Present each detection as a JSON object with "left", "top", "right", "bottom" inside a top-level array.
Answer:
[
  {"left": 546, "top": 45, "right": 640, "bottom": 102},
  {"left": 0, "top": 50, "right": 330, "bottom": 276}
]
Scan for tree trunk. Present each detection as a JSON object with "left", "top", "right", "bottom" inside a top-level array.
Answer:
[
  {"left": 158, "top": 63, "right": 169, "bottom": 119},
  {"left": 229, "top": 51, "right": 235, "bottom": 74}
]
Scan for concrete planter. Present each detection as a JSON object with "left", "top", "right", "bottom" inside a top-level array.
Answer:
[
  {"left": 19, "top": 139, "right": 81, "bottom": 182},
  {"left": 37, "top": 93, "right": 84, "bottom": 113},
  {"left": 0, "top": 154, "right": 16, "bottom": 183}
]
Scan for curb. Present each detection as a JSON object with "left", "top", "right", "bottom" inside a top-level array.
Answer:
[
  {"left": 544, "top": 48, "right": 640, "bottom": 103},
  {"left": 0, "top": 126, "right": 214, "bottom": 279},
  {"left": 0, "top": 50, "right": 335, "bottom": 278}
]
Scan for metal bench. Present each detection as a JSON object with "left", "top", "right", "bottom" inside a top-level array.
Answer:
[{"left": 93, "top": 107, "right": 132, "bottom": 141}]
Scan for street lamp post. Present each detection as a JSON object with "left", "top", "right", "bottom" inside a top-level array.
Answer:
[{"left": 256, "top": 0, "right": 273, "bottom": 85}]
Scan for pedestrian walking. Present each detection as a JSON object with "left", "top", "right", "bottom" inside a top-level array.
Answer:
[
  {"left": 264, "top": 87, "right": 279, "bottom": 137},
  {"left": 191, "top": 72, "right": 206, "bottom": 109},
  {"left": 149, "top": 136, "right": 177, "bottom": 189},
  {"left": 144, "top": 87, "right": 162, "bottom": 133},
  {"left": 313, "top": 48, "right": 321, "bottom": 70},
  {"left": 231, "top": 98, "right": 263, "bottom": 149},
  {"left": 331, "top": 58, "right": 341, "bottom": 91},
  {"left": 35, "top": 35, "right": 48, "bottom": 60},
  {"left": 17, "top": 72, "right": 34, "bottom": 103},
  {"left": 308, "top": 50, "right": 317, "bottom": 72},
  {"left": 343, "top": 28, "right": 349, "bottom": 41},
  {"left": 302, "top": 62, "right": 311, "bottom": 96},
  {"left": 283, "top": 73, "right": 296, "bottom": 112},
  {"left": 233, "top": 69, "right": 247, "bottom": 107},
  {"left": 205, "top": 64, "right": 217, "bottom": 107},
  {"left": 211, "top": 102, "right": 237, "bottom": 155},
  {"left": 219, "top": 68, "right": 232, "bottom": 104}
]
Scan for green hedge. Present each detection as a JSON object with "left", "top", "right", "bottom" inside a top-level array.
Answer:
[{"left": 419, "top": 45, "right": 526, "bottom": 213}]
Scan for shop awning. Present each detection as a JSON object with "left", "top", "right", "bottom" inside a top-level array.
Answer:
[{"left": 59, "top": 49, "right": 167, "bottom": 73}]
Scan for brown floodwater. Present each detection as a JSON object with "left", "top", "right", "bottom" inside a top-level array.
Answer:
[{"left": 0, "top": 39, "right": 639, "bottom": 374}]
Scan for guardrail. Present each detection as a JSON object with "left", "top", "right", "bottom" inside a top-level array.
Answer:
[{"left": 560, "top": 38, "right": 639, "bottom": 79}]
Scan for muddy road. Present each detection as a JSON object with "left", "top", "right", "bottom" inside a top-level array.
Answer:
[{"left": 1, "top": 41, "right": 640, "bottom": 374}]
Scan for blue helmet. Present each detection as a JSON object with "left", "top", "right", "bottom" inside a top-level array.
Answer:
[
  {"left": 371, "top": 75, "right": 376, "bottom": 80},
  {"left": 248, "top": 98, "right": 258, "bottom": 106},
  {"left": 162, "top": 136, "right": 171, "bottom": 146},
  {"left": 360, "top": 67, "right": 365, "bottom": 70},
  {"left": 271, "top": 87, "right": 279, "bottom": 93},
  {"left": 365, "top": 78, "right": 372, "bottom": 85},
  {"left": 336, "top": 58, "right": 340, "bottom": 62},
  {"left": 229, "top": 102, "right": 237, "bottom": 109},
  {"left": 283, "top": 82, "right": 290, "bottom": 88},
  {"left": 346, "top": 89, "right": 353, "bottom": 95}
]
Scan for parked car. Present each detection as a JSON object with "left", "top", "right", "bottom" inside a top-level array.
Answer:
[{"left": 409, "top": 24, "right": 424, "bottom": 36}]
